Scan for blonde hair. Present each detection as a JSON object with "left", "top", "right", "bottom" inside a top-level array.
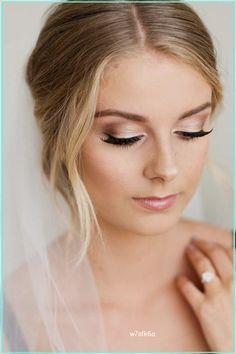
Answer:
[{"left": 25, "top": 2, "right": 223, "bottom": 265}]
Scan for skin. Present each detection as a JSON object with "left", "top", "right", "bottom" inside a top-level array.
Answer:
[
  {"left": 4, "top": 51, "right": 233, "bottom": 352},
  {"left": 177, "top": 237, "right": 233, "bottom": 352},
  {"left": 81, "top": 51, "right": 213, "bottom": 239},
  {"left": 79, "top": 51, "right": 233, "bottom": 352}
]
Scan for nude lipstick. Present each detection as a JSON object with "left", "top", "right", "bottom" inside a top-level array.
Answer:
[{"left": 132, "top": 194, "right": 178, "bottom": 211}]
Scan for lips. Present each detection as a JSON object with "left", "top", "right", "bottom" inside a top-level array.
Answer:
[{"left": 132, "top": 194, "right": 178, "bottom": 211}]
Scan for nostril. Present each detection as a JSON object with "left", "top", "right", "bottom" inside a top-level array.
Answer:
[{"left": 143, "top": 147, "right": 179, "bottom": 181}]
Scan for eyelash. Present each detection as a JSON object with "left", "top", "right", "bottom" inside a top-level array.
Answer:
[{"left": 101, "top": 128, "right": 213, "bottom": 149}]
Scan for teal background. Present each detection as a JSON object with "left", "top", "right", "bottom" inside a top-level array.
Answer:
[{"left": 0, "top": 0, "right": 235, "bottom": 353}]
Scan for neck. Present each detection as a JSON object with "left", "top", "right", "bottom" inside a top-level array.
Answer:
[{"left": 87, "top": 218, "right": 188, "bottom": 307}]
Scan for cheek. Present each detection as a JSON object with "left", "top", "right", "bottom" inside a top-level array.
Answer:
[
  {"left": 81, "top": 146, "right": 133, "bottom": 196},
  {"left": 180, "top": 140, "right": 209, "bottom": 185}
]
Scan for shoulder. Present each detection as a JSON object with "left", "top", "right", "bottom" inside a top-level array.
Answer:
[
  {"left": 3, "top": 261, "right": 41, "bottom": 351},
  {"left": 4, "top": 258, "right": 42, "bottom": 324},
  {"left": 4, "top": 232, "right": 68, "bottom": 306},
  {"left": 179, "top": 217, "right": 233, "bottom": 248}
]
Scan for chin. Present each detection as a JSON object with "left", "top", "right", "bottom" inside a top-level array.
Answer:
[{"left": 128, "top": 213, "right": 181, "bottom": 237}]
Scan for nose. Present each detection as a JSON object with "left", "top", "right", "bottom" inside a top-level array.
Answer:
[{"left": 143, "top": 138, "right": 179, "bottom": 182}]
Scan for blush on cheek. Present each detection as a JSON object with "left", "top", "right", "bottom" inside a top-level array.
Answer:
[
  {"left": 197, "top": 141, "right": 209, "bottom": 166},
  {"left": 81, "top": 151, "right": 127, "bottom": 197},
  {"left": 185, "top": 142, "right": 209, "bottom": 188}
]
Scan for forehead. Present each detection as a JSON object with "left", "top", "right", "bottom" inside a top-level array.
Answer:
[{"left": 97, "top": 52, "right": 212, "bottom": 120}]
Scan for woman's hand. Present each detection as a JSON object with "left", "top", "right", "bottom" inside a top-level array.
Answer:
[{"left": 175, "top": 238, "right": 234, "bottom": 352}]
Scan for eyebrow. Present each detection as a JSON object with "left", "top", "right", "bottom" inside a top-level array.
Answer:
[{"left": 94, "top": 102, "right": 212, "bottom": 122}]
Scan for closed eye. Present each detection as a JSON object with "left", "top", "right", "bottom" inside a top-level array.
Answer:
[
  {"left": 176, "top": 128, "right": 213, "bottom": 141},
  {"left": 101, "top": 133, "right": 145, "bottom": 148},
  {"left": 101, "top": 128, "right": 213, "bottom": 148}
]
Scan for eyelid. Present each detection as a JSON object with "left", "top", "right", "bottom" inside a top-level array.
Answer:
[
  {"left": 103, "top": 130, "right": 146, "bottom": 138},
  {"left": 101, "top": 133, "right": 145, "bottom": 147},
  {"left": 104, "top": 128, "right": 211, "bottom": 140},
  {"left": 103, "top": 133, "right": 145, "bottom": 140},
  {"left": 175, "top": 121, "right": 211, "bottom": 133},
  {"left": 177, "top": 114, "right": 211, "bottom": 127},
  {"left": 100, "top": 129, "right": 213, "bottom": 149},
  {"left": 105, "top": 124, "right": 142, "bottom": 132},
  {"left": 102, "top": 114, "right": 210, "bottom": 134}
]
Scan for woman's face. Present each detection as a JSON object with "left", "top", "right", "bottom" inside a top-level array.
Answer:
[{"left": 81, "top": 52, "right": 213, "bottom": 236}]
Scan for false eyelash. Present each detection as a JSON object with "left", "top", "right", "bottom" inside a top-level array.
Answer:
[
  {"left": 176, "top": 128, "right": 213, "bottom": 140},
  {"left": 101, "top": 128, "right": 213, "bottom": 148},
  {"left": 101, "top": 133, "right": 145, "bottom": 148}
]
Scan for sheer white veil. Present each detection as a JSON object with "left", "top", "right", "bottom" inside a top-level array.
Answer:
[
  {"left": 2, "top": 2, "right": 233, "bottom": 352},
  {"left": 3, "top": 59, "right": 108, "bottom": 351},
  {"left": 3, "top": 3, "right": 108, "bottom": 348}
]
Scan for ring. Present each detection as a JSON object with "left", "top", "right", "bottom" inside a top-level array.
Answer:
[{"left": 200, "top": 271, "right": 215, "bottom": 284}]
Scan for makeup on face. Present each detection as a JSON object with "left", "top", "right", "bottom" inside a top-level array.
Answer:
[
  {"left": 132, "top": 194, "right": 178, "bottom": 212},
  {"left": 80, "top": 55, "right": 214, "bottom": 238},
  {"left": 94, "top": 103, "right": 213, "bottom": 148}
]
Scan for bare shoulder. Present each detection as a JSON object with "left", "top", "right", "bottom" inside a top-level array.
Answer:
[
  {"left": 180, "top": 217, "right": 233, "bottom": 248},
  {"left": 5, "top": 232, "right": 68, "bottom": 305},
  {"left": 3, "top": 233, "right": 69, "bottom": 351},
  {"left": 4, "top": 257, "right": 42, "bottom": 321}
]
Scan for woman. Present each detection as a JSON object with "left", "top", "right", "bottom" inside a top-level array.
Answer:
[{"left": 3, "top": 1, "right": 234, "bottom": 352}]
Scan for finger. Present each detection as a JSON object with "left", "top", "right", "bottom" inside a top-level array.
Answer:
[
  {"left": 176, "top": 275, "right": 204, "bottom": 314},
  {"left": 185, "top": 243, "right": 221, "bottom": 295},
  {"left": 226, "top": 246, "right": 235, "bottom": 262},
  {"left": 193, "top": 238, "right": 233, "bottom": 263},
  {"left": 191, "top": 239, "right": 233, "bottom": 283}
]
